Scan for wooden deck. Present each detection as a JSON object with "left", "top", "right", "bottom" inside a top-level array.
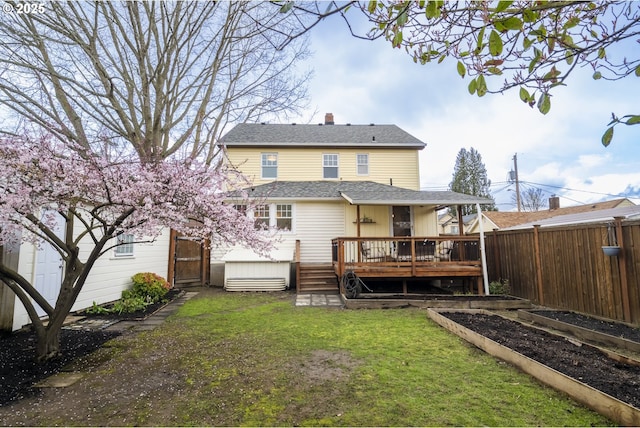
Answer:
[{"left": 331, "top": 236, "right": 485, "bottom": 294}]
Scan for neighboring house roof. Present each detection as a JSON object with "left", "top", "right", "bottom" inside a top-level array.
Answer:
[
  {"left": 241, "top": 181, "right": 492, "bottom": 206},
  {"left": 438, "top": 213, "right": 477, "bottom": 227},
  {"left": 220, "top": 123, "right": 426, "bottom": 150},
  {"left": 504, "top": 205, "right": 640, "bottom": 229},
  {"left": 480, "top": 198, "right": 635, "bottom": 230}
]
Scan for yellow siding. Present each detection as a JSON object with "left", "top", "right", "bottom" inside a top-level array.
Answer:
[
  {"left": 344, "top": 205, "right": 438, "bottom": 237},
  {"left": 226, "top": 147, "right": 421, "bottom": 190},
  {"left": 413, "top": 206, "right": 439, "bottom": 236},
  {"left": 345, "top": 205, "right": 391, "bottom": 236}
]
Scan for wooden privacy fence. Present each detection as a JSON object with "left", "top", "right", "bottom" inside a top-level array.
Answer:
[{"left": 485, "top": 218, "right": 640, "bottom": 325}]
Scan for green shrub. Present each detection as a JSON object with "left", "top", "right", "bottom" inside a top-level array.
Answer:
[
  {"left": 131, "top": 272, "right": 171, "bottom": 304},
  {"left": 489, "top": 279, "right": 510, "bottom": 295}
]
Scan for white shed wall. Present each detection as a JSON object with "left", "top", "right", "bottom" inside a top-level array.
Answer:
[{"left": 11, "top": 229, "right": 170, "bottom": 331}]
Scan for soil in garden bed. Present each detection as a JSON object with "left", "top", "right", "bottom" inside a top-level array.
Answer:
[
  {"left": 529, "top": 310, "right": 640, "bottom": 342},
  {"left": 444, "top": 312, "right": 640, "bottom": 409}
]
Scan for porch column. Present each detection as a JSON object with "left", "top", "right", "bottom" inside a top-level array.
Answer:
[
  {"left": 356, "top": 205, "right": 361, "bottom": 237},
  {"left": 476, "top": 203, "right": 489, "bottom": 295}
]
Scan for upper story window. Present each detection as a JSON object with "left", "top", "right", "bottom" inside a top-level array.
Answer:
[
  {"left": 261, "top": 152, "right": 278, "bottom": 179},
  {"left": 114, "top": 233, "right": 134, "bottom": 257},
  {"left": 323, "top": 154, "right": 339, "bottom": 179},
  {"left": 356, "top": 153, "right": 369, "bottom": 175}
]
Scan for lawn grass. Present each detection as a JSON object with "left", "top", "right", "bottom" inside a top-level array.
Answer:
[
  {"left": 121, "top": 291, "right": 611, "bottom": 427},
  {"left": 12, "top": 291, "right": 608, "bottom": 426}
]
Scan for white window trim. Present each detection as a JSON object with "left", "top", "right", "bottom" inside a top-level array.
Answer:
[
  {"left": 249, "top": 203, "right": 295, "bottom": 233},
  {"left": 356, "top": 153, "right": 369, "bottom": 176},
  {"left": 113, "top": 233, "right": 135, "bottom": 258},
  {"left": 261, "top": 152, "right": 278, "bottom": 179},
  {"left": 322, "top": 153, "right": 339, "bottom": 180}
]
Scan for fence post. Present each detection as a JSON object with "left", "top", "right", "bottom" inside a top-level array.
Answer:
[
  {"left": 614, "top": 217, "right": 631, "bottom": 322},
  {"left": 491, "top": 229, "right": 501, "bottom": 280},
  {"left": 533, "top": 225, "right": 544, "bottom": 306}
]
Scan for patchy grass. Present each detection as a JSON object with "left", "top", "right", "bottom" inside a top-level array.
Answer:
[{"left": 0, "top": 291, "right": 612, "bottom": 426}]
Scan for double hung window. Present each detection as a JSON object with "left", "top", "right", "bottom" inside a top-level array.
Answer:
[
  {"left": 114, "top": 233, "right": 134, "bottom": 257},
  {"left": 323, "top": 154, "right": 339, "bottom": 179},
  {"left": 261, "top": 152, "right": 278, "bottom": 179},
  {"left": 356, "top": 153, "right": 369, "bottom": 175}
]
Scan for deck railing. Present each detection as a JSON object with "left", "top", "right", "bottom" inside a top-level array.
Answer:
[{"left": 331, "top": 236, "right": 483, "bottom": 281}]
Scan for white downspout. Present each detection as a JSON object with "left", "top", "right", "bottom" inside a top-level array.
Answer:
[{"left": 476, "top": 203, "right": 490, "bottom": 295}]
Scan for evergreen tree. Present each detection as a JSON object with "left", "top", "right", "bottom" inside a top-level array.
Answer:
[{"left": 449, "top": 148, "right": 496, "bottom": 215}]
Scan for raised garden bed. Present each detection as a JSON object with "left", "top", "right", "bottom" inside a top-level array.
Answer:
[
  {"left": 518, "top": 309, "right": 640, "bottom": 353},
  {"left": 427, "top": 309, "right": 640, "bottom": 426},
  {"left": 344, "top": 294, "right": 532, "bottom": 310}
]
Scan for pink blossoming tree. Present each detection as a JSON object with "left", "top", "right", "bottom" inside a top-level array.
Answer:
[
  {"left": 0, "top": 136, "right": 272, "bottom": 361},
  {"left": 0, "top": 2, "right": 309, "bottom": 361}
]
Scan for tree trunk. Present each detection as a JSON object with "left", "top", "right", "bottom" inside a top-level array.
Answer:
[{"left": 35, "top": 326, "right": 62, "bottom": 362}]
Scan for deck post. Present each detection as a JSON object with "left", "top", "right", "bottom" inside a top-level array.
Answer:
[
  {"left": 476, "top": 203, "right": 489, "bottom": 295},
  {"left": 295, "top": 240, "right": 301, "bottom": 294},
  {"left": 411, "top": 237, "right": 417, "bottom": 277}
]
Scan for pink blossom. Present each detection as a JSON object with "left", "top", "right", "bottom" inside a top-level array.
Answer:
[{"left": 0, "top": 135, "right": 273, "bottom": 257}]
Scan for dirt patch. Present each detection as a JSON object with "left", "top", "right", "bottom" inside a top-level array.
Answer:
[
  {"left": 298, "top": 350, "right": 360, "bottom": 383},
  {"left": 444, "top": 312, "right": 640, "bottom": 409}
]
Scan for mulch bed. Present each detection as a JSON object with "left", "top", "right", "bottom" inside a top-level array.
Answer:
[
  {"left": 0, "top": 289, "right": 182, "bottom": 406},
  {"left": 78, "top": 288, "right": 183, "bottom": 320},
  {"left": 444, "top": 312, "right": 640, "bottom": 409},
  {"left": 0, "top": 329, "right": 121, "bottom": 405}
]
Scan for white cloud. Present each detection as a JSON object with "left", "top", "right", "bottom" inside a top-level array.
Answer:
[{"left": 291, "top": 14, "right": 640, "bottom": 210}]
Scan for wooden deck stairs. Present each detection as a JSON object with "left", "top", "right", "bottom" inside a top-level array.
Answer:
[{"left": 298, "top": 264, "right": 339, "bottom": 293}]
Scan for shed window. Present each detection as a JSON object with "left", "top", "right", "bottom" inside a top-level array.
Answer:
[
  {"left": 323, "top": 154, "right": 339, "bottom": 179},
  {"left": 114, "top": 233, "right": 134, "bottom": 257}
]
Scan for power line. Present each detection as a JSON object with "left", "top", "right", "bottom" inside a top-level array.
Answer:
[{"left": 522, "top": 181, "right": 638, "bottom": 201}]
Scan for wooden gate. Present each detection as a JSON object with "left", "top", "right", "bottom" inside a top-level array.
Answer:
[{"left": 168, "top": 230, "right": 210, "bottom": 288}]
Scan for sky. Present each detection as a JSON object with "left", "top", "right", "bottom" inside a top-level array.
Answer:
[{"left": 287, "top": 8, "right": 640, "bottom": 212}]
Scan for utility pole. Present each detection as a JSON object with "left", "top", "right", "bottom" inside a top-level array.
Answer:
[{"left": 513, "top": 153, "right": 522, "bottom": 212}]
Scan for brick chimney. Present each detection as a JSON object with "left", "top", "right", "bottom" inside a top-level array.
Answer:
[
  {"left": 549, "top": 195, "right": 560, "bottom": 210},
  {"left": 324, "top": 113, "right": 334, "bottom": 125}
]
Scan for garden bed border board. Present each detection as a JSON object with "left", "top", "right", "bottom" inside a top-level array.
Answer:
[
  {"left": 517, "top": 309, "right": 640, "bottom": 354},
  {"left": 426, "top": 308, "right": 640, "bottom": 427},
  {"left": 343, "top": 294, "right": 532, "bottom": 310}
]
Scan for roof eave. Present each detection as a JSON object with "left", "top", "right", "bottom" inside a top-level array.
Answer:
[{"left": 224, "top": 142, "right": 426, "bottom": 150}]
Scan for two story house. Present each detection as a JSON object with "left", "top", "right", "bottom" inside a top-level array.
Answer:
[{"left": 217, "top": 114, "right": 490, "bottom": 294}]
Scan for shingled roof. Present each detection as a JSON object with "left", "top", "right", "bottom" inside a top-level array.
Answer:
[
  {"left": 482, "top": 198, "right": 635, "bottom": 229},
  {"left": 242, "top": 181, "right": 491, "bottom": 206},
  {"left": 220, "top": 123, "right": 426, "bottom": 149}
]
